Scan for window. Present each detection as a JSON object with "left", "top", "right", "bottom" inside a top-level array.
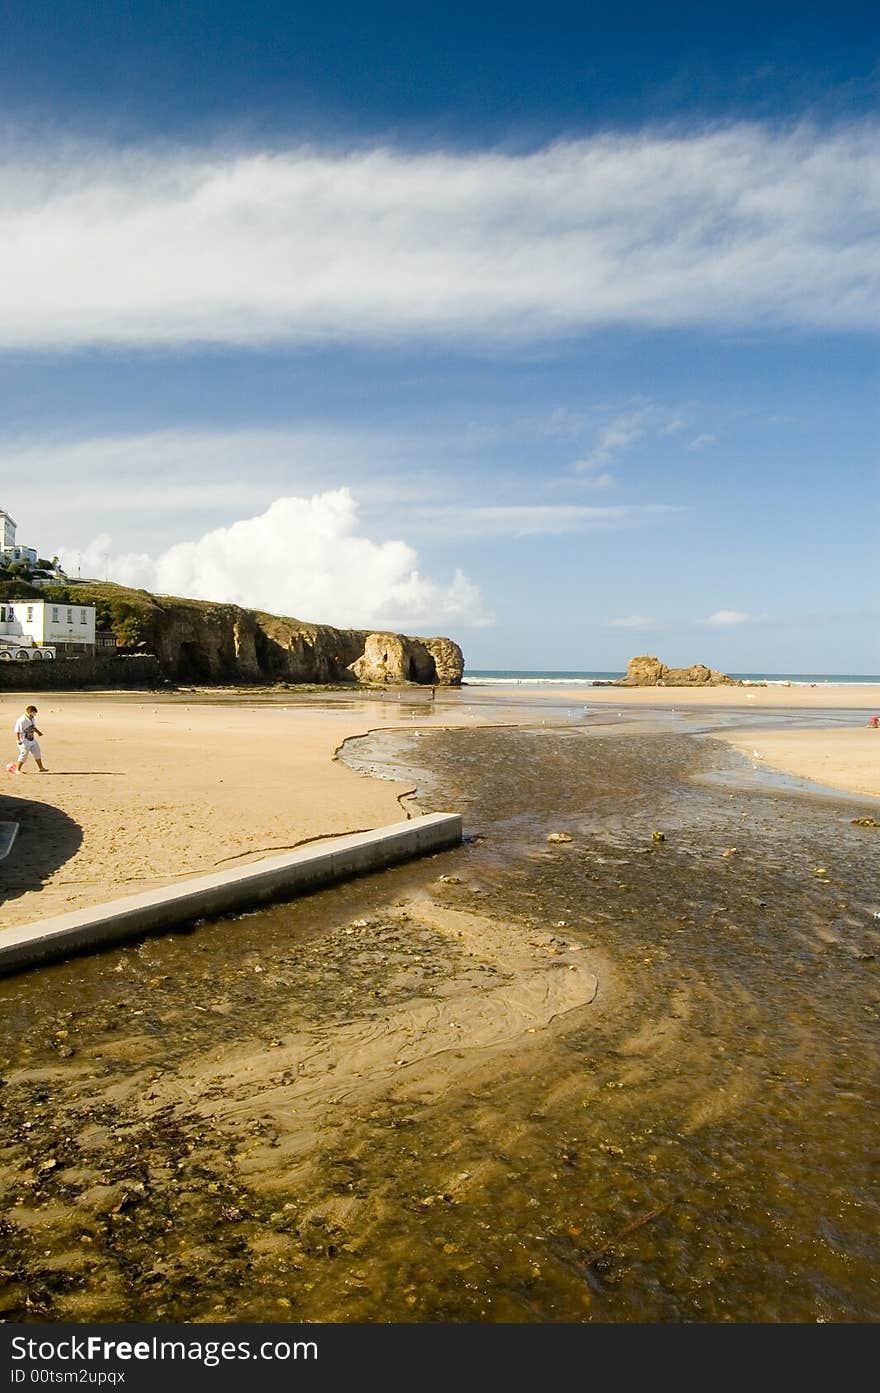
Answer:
[
  {"left": 52, "top": 607, "right": 59, "bottom": 622},
  {"left": 26, "top": 606, "right": 33, "bottom": 621},
  {"left": 0, "top": 607, "right": 5, "bottom": 621},
  {"left": 67, "top": 608, "right": 73, "bottom": 622},
  {"left": 80, "top": 609, "right": 87, "bottom": 624}
]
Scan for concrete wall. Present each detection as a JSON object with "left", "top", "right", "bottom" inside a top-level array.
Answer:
[{"left": 0, "top": 812, "right": 463, "bottom": 973}]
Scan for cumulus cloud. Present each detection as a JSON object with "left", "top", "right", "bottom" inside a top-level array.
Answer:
[
  {"left": 704, "top": 609, "right": 750, "bottom": 625},
  {"left": 0, "top": 122, "right": 877, "bottom": 349},
  {"left": 58, "top": 490, "right": 492, "bottom": 631}
]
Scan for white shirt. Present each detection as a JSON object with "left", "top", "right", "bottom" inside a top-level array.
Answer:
[{"left": 14, "top": 714, "right": 36, "bottom": 742}]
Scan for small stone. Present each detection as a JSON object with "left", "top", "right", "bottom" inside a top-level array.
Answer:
[{"left": 547, "top": 832, "right": 573, "bottom": 844}]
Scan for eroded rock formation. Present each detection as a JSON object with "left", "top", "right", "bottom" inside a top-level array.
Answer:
[
  {"left": 348, "top": 633, "right": 462, "bottom": 685},
  {"left": 618, "top": 655, "right": 740, "bottom": 687},
  {"left": 75, "top": 584, "right": 465, "bottom": 686}
]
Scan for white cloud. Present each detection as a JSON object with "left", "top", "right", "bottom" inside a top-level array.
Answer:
[
  {"left": 58, "top": 489, "right": 493, "bottom": 631},
  {"left": 658, "top": 416, "right": 685, "bottom": 437},
  {"left": 704, "top": 610, "right": 750, "bottom": 625},
  {"left": 688, "top": 433, "right": 717, "bottom": 450},
  {"left": 2, "top": 426, "right": 683, "bottom": 561},
  {"left": 608, "top": 615, "right": 655, "bottom": 628},
  {"left": 572, "top": 404, "right": 686, "bottom": 477},
  {"left": 400, "top": 503, "right": 678, "bottom": 538},
  {"left": 574, "top": 412, "right": 650, "bottom": 472},
  {"left": 0, "top": 426, "right": 398, "bottom": 507},
  {"left": 0, "top": 122, "right": 877, "bottom": 349}
]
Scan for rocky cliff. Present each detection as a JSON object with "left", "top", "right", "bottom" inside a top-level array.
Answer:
[
  {"left": 618, "top": 655, "right": 740, "bottom": 687},
  {"left": 65, "top": 582, "right": 465, "bottom": 686}
]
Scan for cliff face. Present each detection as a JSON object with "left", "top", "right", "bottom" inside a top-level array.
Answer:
[
  {"left": 619, "top": 655, "right": 740, "bottom": 687},
  {"left": 70, "top": 583, "right": 464, "bottom": 686}
]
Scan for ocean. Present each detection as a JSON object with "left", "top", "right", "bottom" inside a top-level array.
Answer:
[{"left": 464, "top": 668, "right": 880, "bottom": 687}]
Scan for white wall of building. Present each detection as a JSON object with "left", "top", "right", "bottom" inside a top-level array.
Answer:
[
  {"left": 0, "top": 509, "right": 40, "bottom": 567},
  {"left": 0, "top": 600, "right": 96, "bottom": 650},
  {"left": 1, "top": 545, "right": 39, "bottom": 567}
]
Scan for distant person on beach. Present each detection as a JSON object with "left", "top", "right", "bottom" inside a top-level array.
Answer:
[
  {"left": 868, "top": 715, "right": 879, "bottom": 729},
  {"left": 7, "top": 705, "right": 48, "bottom": 774}
]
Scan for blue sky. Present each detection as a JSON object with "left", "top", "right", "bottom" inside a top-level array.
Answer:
[{"left": 0, "top": 1, "right": 877, "bottom": 671}]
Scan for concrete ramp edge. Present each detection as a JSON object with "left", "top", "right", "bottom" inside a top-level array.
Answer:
[{"left": 0, "top": 811, "right": 462, "bottom": 974}]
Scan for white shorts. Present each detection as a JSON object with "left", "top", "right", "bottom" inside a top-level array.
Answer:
[{"left": 17, "top": 737, "right": 41, "bottom": 763}]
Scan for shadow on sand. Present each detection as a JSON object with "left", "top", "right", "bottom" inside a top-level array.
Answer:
[{"left": 0, "top": 792, "right": 83, "bottom": 914}]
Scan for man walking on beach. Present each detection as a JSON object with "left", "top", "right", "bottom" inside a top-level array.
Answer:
[{"left": 7, "top": 705, "right": 48, "bottom": 774}]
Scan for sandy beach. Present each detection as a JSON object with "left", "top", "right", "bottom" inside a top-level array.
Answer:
[
  {"left": 721, "top": 727, "right": 880, "bottom": 800},
  {"left": 0, "top": 691, "right": 488, "bottom": 929},
  {"left": 461, "top": 682, "right": 880, "bottom": 799},
  {"left": 1, "top": 702, "right": 877, "bottom": 1321},
  {"left": 586, "top": 684, "right": 880, "bottom": 800},
  {"left": 1, "top": 682, "right": 878, "bottom": 931}
]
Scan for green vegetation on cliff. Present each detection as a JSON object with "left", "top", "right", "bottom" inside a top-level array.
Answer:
[
  {"left": 34, "top": 580, "right": 465, "bottom": 686},
  {"left": 39, "top": 580, "right": 160, "bottom": 649}
]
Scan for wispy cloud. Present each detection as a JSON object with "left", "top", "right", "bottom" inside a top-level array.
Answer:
[
  {"left": 658, "top": 416, "right": 685, "bottom": 438},
  {"left": 398, "top": 503, "right": 681, "bottom": 539},
  {"left": 58, "top": 490, "right": 493, "bottom": 631},
  {"left": 0, "top": 425, "right": 393, "bottom": 499},
  {"left": 688, "top": 433, "right": 717, "bottom": 450},
  {"left": 0, "top": 122, "right": 877, "bottom": 349},
  {"left": 573, "top": 409, "right": 654, "bottom": 473},
  {"left": 704, "top": 609, "right": 751, "bottom": 625},
  {"left": 572, "top": 403, "right": 686, "bottom": 480},
  {"left": 1, "top": 426, "right": 683, "bottom": 556},
  {"left": 608, "top": 615, "right": 655, "bottom": 628}
]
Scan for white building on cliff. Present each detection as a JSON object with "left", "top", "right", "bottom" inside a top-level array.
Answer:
[
  {"left": 0, "top": 510, "right": 38, "bottom": 569},
  {"left": 0, "top": 599, "right": 96, "bottom": 655}
]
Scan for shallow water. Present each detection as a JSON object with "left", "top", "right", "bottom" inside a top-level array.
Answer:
[{"left": 0, "top": 723, "right": 877, "bottom": 1322}]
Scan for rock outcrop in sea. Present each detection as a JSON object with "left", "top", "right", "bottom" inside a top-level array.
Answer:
[{"left": 617, "top": 655, "right": 740, "bottom": 687}]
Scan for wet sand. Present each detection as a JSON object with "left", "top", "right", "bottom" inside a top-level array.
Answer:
[
  {"left": 721, "top": 727, "right": 880, "bottom": 799},
  {"left": 0, "top": 717, "right": 877, "bottom": 1322},
  {"left": 0, "top": 689, "right": 529, "bottom": 929},
  {"left": 1, "top": 683, "right": 876, "bottom": 931}
]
